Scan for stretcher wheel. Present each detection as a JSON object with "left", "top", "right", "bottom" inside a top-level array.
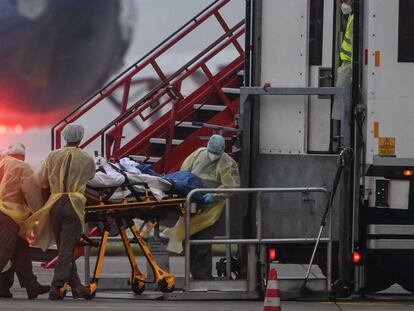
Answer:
[
  {"left": 131, "top": 280, "right": 145, "bottom": 295},
  {"left": 84, "top": 291, "right": 96, "bottom": 300},
  {"left": 85, "top": 283, "right": 97, "bottom": 300},
  {"left": 158, "top": 279, "right": 174, "bottom": 293}
]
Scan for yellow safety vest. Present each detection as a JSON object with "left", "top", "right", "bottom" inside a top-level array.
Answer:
[{"left": 340, "top": 14, "right": 354, "bottom": 62}]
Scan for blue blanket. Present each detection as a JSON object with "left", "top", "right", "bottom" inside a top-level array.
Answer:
[{"left": 164, "top": 171, "right": 204, "bottom": 202}]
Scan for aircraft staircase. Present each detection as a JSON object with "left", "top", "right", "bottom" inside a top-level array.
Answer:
[{"left": 51, "top": 0, "right": 245, "bottom": 173}]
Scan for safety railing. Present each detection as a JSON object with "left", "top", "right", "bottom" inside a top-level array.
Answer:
[
  {"left": 99, "top": 22, "right": 244, "bottom": 160},
  {"left": 184, "top": 187, "right": 331, "bottom": 292},
  {"left": 51, "top": 0, "right": 245, "bottom": 159}
]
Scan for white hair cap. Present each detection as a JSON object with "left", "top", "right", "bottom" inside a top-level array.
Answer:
[
  {"left": 2, "top": 143, "right": 26, "bottom": 156},
  {"left": 63, "top": 123, "right": 84, "bottom": 143}
]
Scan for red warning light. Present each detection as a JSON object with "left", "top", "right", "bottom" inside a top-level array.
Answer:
[
  {"left": 403, "top": 169, "right": 413, "bottom": 177},
  {"left": 353, "top": 251, "right": 361, "bottom": 263},
  {"left": 269, "top": 248, "right": 277, "bottom": 262}
]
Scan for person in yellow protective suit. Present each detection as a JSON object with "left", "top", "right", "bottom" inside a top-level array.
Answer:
[
  {"left": 0, "top": 143, "right": 50, "bottom": 299},
  {"left": 165, "top": 134, "right": 240, "bottom": 279},
  {"left": 20, "top": 124, "right": 95, "bottom": 300}
]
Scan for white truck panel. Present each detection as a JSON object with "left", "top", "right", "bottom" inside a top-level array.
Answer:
[
  {"left": 365, "top": 0, "right": 414, "bottom": 163},
  {"left": 259, "top": 0, "right": 309, "bottom": 154}
]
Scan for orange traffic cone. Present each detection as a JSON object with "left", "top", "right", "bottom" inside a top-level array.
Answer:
[{"left": 263, "top": 268, "right": 281, "bottom": 311}]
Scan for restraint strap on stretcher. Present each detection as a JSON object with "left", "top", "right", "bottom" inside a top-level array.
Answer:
[{"left": 108, "top": 162, "right": 148, "bottom": 200}]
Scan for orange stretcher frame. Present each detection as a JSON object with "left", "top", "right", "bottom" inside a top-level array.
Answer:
[{"left": 85, "top": 191, "right": 186, "bottom": 298}]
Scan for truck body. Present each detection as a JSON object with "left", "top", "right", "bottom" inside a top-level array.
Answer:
[{"left": 243, "top": 0, "right": 414, "bottom": 294}]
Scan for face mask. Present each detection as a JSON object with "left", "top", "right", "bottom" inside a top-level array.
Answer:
[
  {"left": 207, "top": 151, "right": 221, "bottom": 162},
  {"left": 341, "top": 3, "right": 352, "bottom": 15}
]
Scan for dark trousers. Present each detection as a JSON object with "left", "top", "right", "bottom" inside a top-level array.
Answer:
[
  {"left": 50, "top": 196, "right": 82, "bottom": 287},
  {"left": 190, "top": 222, "right": 219, "bottom": 279},
  {"left": 0, "top": 212, "right": 38, "bottom": 290}
]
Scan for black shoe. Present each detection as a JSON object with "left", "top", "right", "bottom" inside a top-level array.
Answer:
[
  {"left": 48, "top": 286, "right": 64, "bottom": 300},
  {"left": 26, "top": 284, "right": 51, "bottom": 299},
  {"left": 71, "top": 285, "right": 91, "bottom": 299},
  {"left": 0, "top": 289, "right": 12, "bottom": 298}
]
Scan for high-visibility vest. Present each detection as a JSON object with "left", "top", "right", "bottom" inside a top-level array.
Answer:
[{"left": 340, "top": 14, "right": 354, "bottom": 62}]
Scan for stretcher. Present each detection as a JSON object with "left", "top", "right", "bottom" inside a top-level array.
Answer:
[
  {"left": 43, "top": 184, "right": 186, "bottom": 299},
  {"left": 84, "top": 187, "right": 186, "bottom": 298}
]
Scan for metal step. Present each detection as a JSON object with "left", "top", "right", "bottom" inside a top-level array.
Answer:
[
  {"left": 175, "top": 121, "right": 201, "bottom": 129},
  {"left": 221, "top": 87, "right": 240, "bottom": 94},
  {"left": 149, "top": 138, "right": 183, "bottom": 145},
  {"left": 194, "top": 104, "right": 226, "bottom": 111},
  {"left": 367, "top": 239, "right": 414, "bottom": 250},
  {"left": 367, "top": 224, "right": 414, "bottom": 235},
  {"left": 129, "top": 155, "right": 161, "bottom": 163},
  {"left": 187, "top": 277, "right": 326, "bottom": 292}
]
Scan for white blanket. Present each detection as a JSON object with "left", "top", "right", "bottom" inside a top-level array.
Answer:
[
  {"left": 87, "top": 157, "right": 171, "bottom": 201},
  {"left": 87, "top": 157, "right": 125, "bottom": 188}
]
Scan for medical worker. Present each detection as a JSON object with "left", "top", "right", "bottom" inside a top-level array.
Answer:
[
  {"left": 0, "top": 143, "right": 50, "bottom": 299},
  {"left": 165, "top": 134, "right": 240, "bottom": 279},
  {"left": 332, "top": 0, "right": 354, "bottom": 140},
  {"left": 21, "top": 124, "right": 95, "bottom": 300}
]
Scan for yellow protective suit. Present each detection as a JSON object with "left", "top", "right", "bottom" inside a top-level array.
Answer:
[
  {"left": 20, "top": 147, "right": 95, "bottom": 251},
  {"left": 0, "top": 156, "right": 43, "bottom": 226},
  {"left": 165, "top": 147, "right": 240, "bottom": 253}
]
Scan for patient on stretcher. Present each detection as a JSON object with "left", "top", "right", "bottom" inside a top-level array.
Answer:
[{"left": 86, "top": 157, "right": 204, "bottom": 203}]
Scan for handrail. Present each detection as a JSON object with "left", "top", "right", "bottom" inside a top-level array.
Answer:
[
  {"left": 183, "top": 187, "right": 331, "bottom": 292},
  {"left": 71, "top": 19, "right": 244, "bottom": 157},
  {"left": 51, "top": 0, "right": 239, "bottom": 149},
  {"left": 110, "top": 57, "right": 243, "bottom": 163},
  {"left": 101, "top": 23, "right": 245, "bottom": 158},
  {"left": 104, "top": 20, "right": 244, "bottom": 129},
  {"left": 51, "top": 0, "right": 224, "bottom": 149}
]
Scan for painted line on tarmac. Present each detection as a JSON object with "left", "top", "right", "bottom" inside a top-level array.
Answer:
[{"left": 320, "top": 301, "right": 414, "bottom": 306}]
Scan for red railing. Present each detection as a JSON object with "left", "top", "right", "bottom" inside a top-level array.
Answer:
[
  {"left": 155, "top": 97, "right": 241, "bottom": 173},
  {"left": 51, "top": 0, "right": 244, "bottom": 155},
  {"left": 102, "top": 26, "right": 244, "bottom": 160},
  {"left": 114, "top": 57, "right": 243, "bottom": 170}
]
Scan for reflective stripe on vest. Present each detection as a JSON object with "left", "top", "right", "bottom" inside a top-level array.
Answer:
[{"left": 340, "top": 14, "right": 354, "bottom": 62}]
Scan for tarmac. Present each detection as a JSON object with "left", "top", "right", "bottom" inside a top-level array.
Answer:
[
  {"left": 2, "top": 292, "right": 414, "bottom": 311},
  {"left": 1, "top": 256, "right": 413, "bottom": 311}
]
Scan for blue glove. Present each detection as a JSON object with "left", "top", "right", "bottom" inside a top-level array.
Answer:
[{"left": 203, "top": 193, "right": 215, "bottom": 204}]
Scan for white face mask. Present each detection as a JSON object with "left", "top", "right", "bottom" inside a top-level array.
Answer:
[
  {"left": 207, "top": 151, "right": 221, "bottom": 162},
  {"left": 341, "top": 3, "right": 352, "bottom": 15}
]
